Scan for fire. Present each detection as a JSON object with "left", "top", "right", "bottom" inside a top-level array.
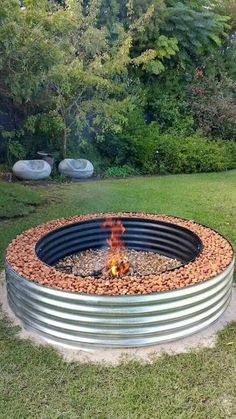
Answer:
[{"left": 102, "top": 218, "right": 129, "bottom": 277}]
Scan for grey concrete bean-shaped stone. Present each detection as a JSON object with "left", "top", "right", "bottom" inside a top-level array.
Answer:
[
  {"left": 12, "top": 160, "right": 51, "bottom": 180},
  {"left": 58, "top": 159, "right": 94, "bottom": 179}
]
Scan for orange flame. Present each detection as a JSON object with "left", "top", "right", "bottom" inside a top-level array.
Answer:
[{"left": 102, "top": 218, "right": 129, "bottom": 277}]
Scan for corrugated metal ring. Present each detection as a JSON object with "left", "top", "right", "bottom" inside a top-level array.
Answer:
[{"left": 5, "top": 215, "right": 235, "bottom": 351}]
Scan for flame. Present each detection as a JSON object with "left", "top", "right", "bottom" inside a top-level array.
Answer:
[{"left": 102, "top": 218, "right": 129, "bottom": 277}]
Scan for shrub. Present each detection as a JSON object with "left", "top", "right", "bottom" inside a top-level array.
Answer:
[
  {"left": 225, "top": 141, "right": 236, "bottom": 168},
  {"left": 189, "top": 74, "right": 236, "bottom": 140},
  {"left": 147, "top": 76, "right": 194, "bottom": 136},
  {"left": 50, "top": 168, "right": 69, "bottom": 183},
  {"left": 95, "top": 109, "right": 160, "bottom": 175},
  {"left": 104, "top": 165, "right": 140, "bottom": 178},
  {"left": 79, "top": 116, "right": 236, "bottom": 177},
  {"left": 60, "top": 102, "right": 236, "bottom": 178},
  {"left": 154, "top": 134, "right": 236, "bottom": 174}
]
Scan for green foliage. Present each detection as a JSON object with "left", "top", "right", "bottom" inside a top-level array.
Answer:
[
  {"left": 0, "top": 0, "right": 159, "bottom": 159},
  {"left": 225, "top": 140, "right": 236, "bottom": 167},
  {"left": 147, "top": 73, "right": 194, "bottom": 135},
  {"left": 215, "top": 0, "right": 236, "bottom": 32},
  {"left": 78, "top": 100, "right": 236, "bottom": 177},
  {"left": 7, "top": 140, "right": 27, "bottom": 164},
  {"left": 0, "top": 163, "right": 8, "bottom": 174},
  {"left": 104, "top": 165, "right": 140, "bottom": 177},
  {"left": 154, "top": 133, "right": 236, "bottom": 174},
  {"left": 132, "top": 34, "right": 179, "bottom": 75},
  {"left": 189, "top": 72, "right": 236, "bottom": 140},
  {"left": 50, "top": 168, "right": 69, "bottom": 183},
  {"left": 163, "top": 1, "right": 230, "bottom": 66},
  {"left": 0, "top": 0, "right": 62, "bottom": 103},
  {"left": 94, "top": 108, "right": 159, "bottom": 174},
  {"left": 0, "top": 0, "right": 235, "bottom": 176}
]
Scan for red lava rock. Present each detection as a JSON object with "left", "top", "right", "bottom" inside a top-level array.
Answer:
[{"left": 5, "top": 213, "right": 234, "bottom": 296}]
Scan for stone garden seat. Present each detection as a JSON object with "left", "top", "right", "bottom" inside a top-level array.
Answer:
[
  {"left": 58, "top": 159, "right": 94, "bottom": 179},
  {"left": 12, "top": 160, "right": 51, "bottom": 180}
]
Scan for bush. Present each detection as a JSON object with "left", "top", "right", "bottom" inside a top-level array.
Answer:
[
  {"left": 94, "top": 109, "right": 160, "bottom": 175},
  {"left": 49, "top": 168, "right": 69, "bottom": 183},
  {"left": 104, "top": 165, "right": 140, "bottom": 178},
  {"left": 78, "top": 107, "right": 236, "bottom": 176},
  {"left": 154, "top": 134, "right": 236, "bottom": 174},
  {"left": 189, "top": 74, "right": 236, "bottom": 140},
  {"left": 147, "top": 76, "right": 194, "bottom": 136},
  {"left": 226, "top": 141, "right": 236, "bottom": 167},
  {"left": 100, "top": 108, "right": 236, "bottom": 175}
]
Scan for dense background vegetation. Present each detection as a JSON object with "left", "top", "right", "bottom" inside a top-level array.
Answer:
[{"left": 1, "top": 0, "right": 236, "bottom": 176}]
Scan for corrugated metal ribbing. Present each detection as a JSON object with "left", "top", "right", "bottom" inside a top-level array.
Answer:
[
  {"left": 5, "top": 260, "right": 234, "bottom": 351},
  {"left": 35, "top": 218, "right": 203, "bottom": 266}
]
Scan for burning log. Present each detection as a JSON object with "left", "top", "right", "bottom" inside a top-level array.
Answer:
[{"left": 102, "top": 218, "right": 129, "bottom": 277}]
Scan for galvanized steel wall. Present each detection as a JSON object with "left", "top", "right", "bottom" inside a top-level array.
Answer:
[
  {"left": 35, "top": 217, "right": 203, "bottom": 266},
  {"left": 5, "top": 259, "right": 234, "bottom": 351}
]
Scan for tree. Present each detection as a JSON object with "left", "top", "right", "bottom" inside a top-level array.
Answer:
[
  {"left": 162, "top": 2, "right": 230, "bottom": 67},
  {"left": 0, "top": 0, "right": 64, "bottom": 158},
  {"left": 214, "top": 0, "right": 236, "bottom": 32},
  {"left": 0, "top": 0, "right": 167, "bottom": 158},
  {"left": 0, "top": 0, "right": 233, "bottom": 165}
]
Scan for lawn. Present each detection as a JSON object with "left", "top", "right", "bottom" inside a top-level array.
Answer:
[
  {"left": 0, "top": 182, "right": 43, "bottom": 219},
  {"left": 0, "top": 171, "right": 236, "bottom": 418}
]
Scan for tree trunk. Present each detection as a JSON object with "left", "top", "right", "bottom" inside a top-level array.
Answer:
[{"left": 63, "top": 127, "right": 67, "bottom": 158}]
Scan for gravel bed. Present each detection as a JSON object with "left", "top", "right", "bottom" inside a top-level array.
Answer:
[
  {"left": 5, "top": 213, "right": 234, "bottom": 295},
  {"left": 54, "top": 249, "right": 181, "bottom": 278}
]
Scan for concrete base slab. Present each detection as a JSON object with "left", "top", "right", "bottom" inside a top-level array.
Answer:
[{"left": 1, "top": 270, "right": 236, "bottom": 365}]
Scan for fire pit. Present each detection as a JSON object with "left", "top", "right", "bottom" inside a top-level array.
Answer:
[{"left": 5, "top": 213, "right": 234, "bottom": 350}]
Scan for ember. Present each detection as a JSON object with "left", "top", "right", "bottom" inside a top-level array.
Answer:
[
  {"left": 102, "top": 218, "right": 129, "bottom": 276},
  {"left": 54, "top": 248, "right": 181, "bottom": 278}
]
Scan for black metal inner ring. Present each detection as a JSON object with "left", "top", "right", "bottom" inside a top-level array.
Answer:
[{"left": 35, "top": 217, "right": 203, "bottom": 275}]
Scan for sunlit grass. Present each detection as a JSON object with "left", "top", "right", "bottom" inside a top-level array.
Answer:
[{"left": 0, "top": 171, "right": 236, "bottom": 418}]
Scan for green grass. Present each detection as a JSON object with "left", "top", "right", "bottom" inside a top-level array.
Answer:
[
  {"left": 1, "top": 171, "right": 236, "bottom": 267},
  {"left": 0, "top": 171, "right": 236, "bottom": 418},
  {"left": 0, "top": 317, "right": 236, "bottom": 419},
  {"left": 0, "top": 183, "right": 43, "bottom": 219}
]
